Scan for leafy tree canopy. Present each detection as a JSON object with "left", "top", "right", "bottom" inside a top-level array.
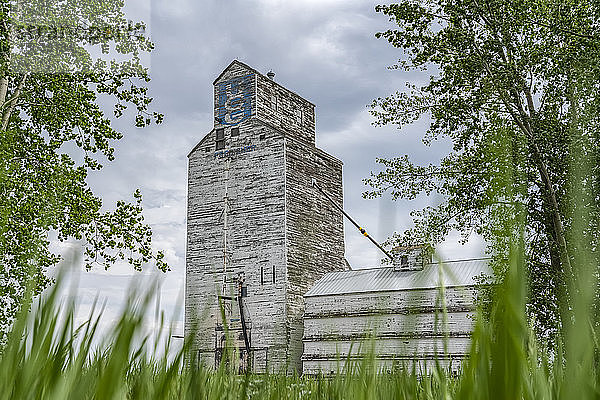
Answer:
[
  {"left": 0, "top": 0, "right": 167, "bottom": 339},
  {"left": 367, "top": 0, "right": 600, "bottom": 340}
]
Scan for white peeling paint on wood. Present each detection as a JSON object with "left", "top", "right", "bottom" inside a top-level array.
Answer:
[
  {"left": 302, "top": 284, "right": 480, "bottom": 374},
  {"left": 186, "top": 61, "right": 345, "bottom": 373}
]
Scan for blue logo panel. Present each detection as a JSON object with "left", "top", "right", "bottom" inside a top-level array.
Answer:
[{"left": 216, "top": 74, "right": 254, "bottom": 126}]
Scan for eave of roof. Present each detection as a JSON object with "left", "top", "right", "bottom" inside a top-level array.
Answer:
[{"left": 187, "top": 129, "right": 214, "bottom": 158}]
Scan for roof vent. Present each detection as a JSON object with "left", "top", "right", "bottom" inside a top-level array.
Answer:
[
  {"left": 266, "top": 70, "right": 275, "bottom": 80},
  {"left": 392, "top": 244, "right": 430, "bottom": 272}
]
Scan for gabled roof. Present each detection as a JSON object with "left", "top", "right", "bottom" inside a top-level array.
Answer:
[
  {"left": 213, "top": 59, "right": 316, "bottom": 106},
  {"left": 304, "top": 259, "right": 491, "bottom": 297},
  {"left": 213, "top": 60, "right": 261, "bottom": 85}
]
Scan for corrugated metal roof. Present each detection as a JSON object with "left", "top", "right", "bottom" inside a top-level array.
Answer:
[{"left": 304, "top": 259, "right": 491, "bottom": 297}]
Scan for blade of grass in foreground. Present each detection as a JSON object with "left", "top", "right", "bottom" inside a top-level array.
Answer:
[{"left": 1, "top": 217, "right": 599, "bottom": 399}]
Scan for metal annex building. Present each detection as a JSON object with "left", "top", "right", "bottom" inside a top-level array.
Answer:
[
  {"left": 185, "top": 61, "right": 489, "bottom": 374},
  {"left": 302, "top": 255, "right": 488, "bottom": 374}
]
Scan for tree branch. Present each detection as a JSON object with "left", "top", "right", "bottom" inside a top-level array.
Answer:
[{"left": 532, "top": 20, "right": 597, "bottom": 41}]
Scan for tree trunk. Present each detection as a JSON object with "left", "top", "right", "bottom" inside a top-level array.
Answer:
[{"left": 0, "top": 77, "right": 8, "bottom": 108}]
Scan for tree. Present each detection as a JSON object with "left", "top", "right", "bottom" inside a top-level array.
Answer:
[
  {"left": 0, "top": 0, "right": 167, "bottom": 340},
  {"left": 367, "top": 0, "right": 600, "bottom": 341}
]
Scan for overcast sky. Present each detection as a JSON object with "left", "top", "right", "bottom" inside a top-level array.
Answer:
[{"left": 55, "top": 0, "right": 485, "bottom": 340}]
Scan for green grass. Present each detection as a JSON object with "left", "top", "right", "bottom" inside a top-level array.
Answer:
[{"left": 0, "top": 237, "right": 598, "bottom": 400}]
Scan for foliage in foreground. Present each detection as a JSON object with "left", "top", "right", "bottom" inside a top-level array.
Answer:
[
  {"left": 366, "top": 0, "right": 600, "bottom": 343},
  {"left": 0, "top": 0, "right": 168, "bottom": 342},
  {"left": 0, "top": 237, "right": 598, "bottom": 400}
]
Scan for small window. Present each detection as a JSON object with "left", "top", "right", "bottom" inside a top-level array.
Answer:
[
  {"left": 401, "top": 255, "right": 408, "bottom": 267},
  {"left": 260, "top": 267, "right": 264, "bottom": 285},
  {"left": 270, "top": 95, "right": 277, "bottom": 111},
  {"left": 272, "top": 265, "right": 275, "bottom": 284},
  {"left": 294, "top": 109, "right": 302, "bottom": 125},
  {"left": 231, "top": 127, "right": 239, "bottom": 136},
  {"left": 259, "top": 133, "right": 266, "bottom": 141},
  {"left": 215, "top": 128, "right": 225, "bottom": 150},
  {"left": 205, "top": 147, "right": 211, "bottom": 152}
]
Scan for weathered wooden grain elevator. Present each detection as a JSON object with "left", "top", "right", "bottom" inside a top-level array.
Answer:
[
  {"left": 186, "top": 60, "right": 489, "bottom": 375},
  {"left": 185, "top": 60, "right": 346, "bottom": 373}
]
